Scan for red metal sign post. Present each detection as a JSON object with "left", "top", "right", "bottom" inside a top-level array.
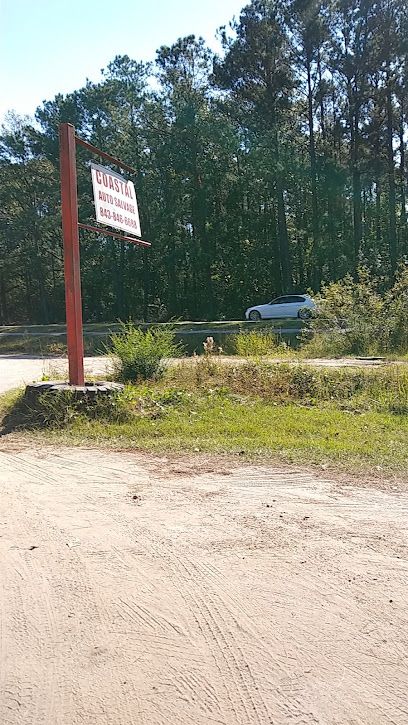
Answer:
[{"left": 59, "top": 123, "right": 85, "bottom": 386}]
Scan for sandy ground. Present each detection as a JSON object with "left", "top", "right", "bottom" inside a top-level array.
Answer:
[
  {"left": 0, "top": 354, "right": 396, "bottom": 395},
  {"left": 1, "top": 445, "right": 407, "bottom": 724}
]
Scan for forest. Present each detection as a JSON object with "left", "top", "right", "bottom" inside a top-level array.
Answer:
[{"left": 0, "top": 0, "right": 407, "bottom": 324}]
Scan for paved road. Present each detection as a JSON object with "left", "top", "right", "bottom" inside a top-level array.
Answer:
[
  {"left": 0, "top": 356, "right": 111, "bottom": 394},
  {"left": 0, "top": 445, "right": 407, "bottom": 724}
]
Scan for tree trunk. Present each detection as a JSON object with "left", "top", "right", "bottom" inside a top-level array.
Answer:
[
  {"left": 386, "top": 79, "right": 397, "bottom": 273},
  {"left": 166, "top": 227, "right": 178, "bottom": 316},
  {"left": 350, "top": 89, "right": 362, "bottom": 274},
  {"left": 24, "top": 267, "right": 33, "bottom": 322},
  {"left": 142, "top": 252, "right": 149, "bottom": 322},
  {"left": 399, "top": 98, "right": 406, "bottom": 251},
  {"left": 306, "top": 51, "right": 320, "bottom": 289},
  {"left": 374, "top": 115, "right": 382, "bottom": 246},
  {"left": 191, "top": 161, "right": 215, "bottom": 319},
  {"left": 0, "top": 272, "right": 8, "bottom": 324},
  {"left": 317, "top": 47, "right": 326, "bottom": 141},
  {"left": 273, "top": 126, "right": 291, "bottom": 292},
  {"left": 117, "top": 240, "right": 126, "bottom": 319},
  {"left": 327, "top": 186, "right": 336, "bottom": 280},
  {"left": 276, "top": 178, "right": 291, "bottom": 292}
]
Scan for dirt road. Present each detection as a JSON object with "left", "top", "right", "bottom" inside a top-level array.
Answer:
[{"left": 1, "top": 446, "right": 407, "bottom": 724}]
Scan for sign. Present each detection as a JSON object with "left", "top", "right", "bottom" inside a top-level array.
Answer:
[{"left": 90, "top": 162, "right": 141, "bottom": 237}]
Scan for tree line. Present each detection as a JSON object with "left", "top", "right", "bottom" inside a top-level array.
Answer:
[{"left": 1, "top": 0, "right": 407, "bottom": 324}]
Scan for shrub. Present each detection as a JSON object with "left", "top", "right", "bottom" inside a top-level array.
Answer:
[
  {"left": 302, "top": 270, "right": 386, "bottom": 357},
  {"left": 233, "top": 330, "right": 287, "bottom": 357},
  {"left": 383, "top": 267, "right": 408, "bottom": 354},
  {"left": 303, "top": 267, "right": 408, "bottom": 357},
  {"left": 109, "top": 322, "right": 183, "bottom": 382}
]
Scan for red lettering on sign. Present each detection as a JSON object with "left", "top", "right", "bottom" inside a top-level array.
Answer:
[
  {"left": 114, "top": 178, "right": 119, "bottom": 192},
  {"left": 96, "top": 170, "right": 102, "bottom": 183}
]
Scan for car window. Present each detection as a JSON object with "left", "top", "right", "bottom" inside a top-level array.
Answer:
[
  {"left": 278, "top": 296, "right": 298, "bottom": 303},
  {"left": 269, "top": 295, "right": 307, "bottom": 305}
]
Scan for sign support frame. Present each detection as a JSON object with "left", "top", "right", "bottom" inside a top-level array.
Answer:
[{"left": 59, "top": 122, "right": 151, "bottom": 386}]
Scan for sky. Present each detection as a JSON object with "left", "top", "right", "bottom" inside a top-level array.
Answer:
[{"left": 0, "top": 0, "right": 244, "bottom": 122}]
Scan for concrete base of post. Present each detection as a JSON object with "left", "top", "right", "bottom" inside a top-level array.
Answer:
[{"left": 24, "top": 381, "right": 124, "bottom": 404}]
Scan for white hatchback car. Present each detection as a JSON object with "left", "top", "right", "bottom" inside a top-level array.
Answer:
[{"left": 245, "top": 294, "right": 316, "bottom": 321}]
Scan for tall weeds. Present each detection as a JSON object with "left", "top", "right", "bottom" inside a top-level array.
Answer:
[{"left": 108, "top": 321, "right": 183, "bottom": 382}]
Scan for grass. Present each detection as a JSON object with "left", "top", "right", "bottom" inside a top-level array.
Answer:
[
  {"left": 0, "top": 335, "right": 103, "bottom": 356},
  {"left": 232, "top": 329, "right": 291, "bottom": 357},
  {"left": 32, "top": 389, "right": 407, "bottom": 471},
  {"left": 167, "top": 358, "right": 408, "bottom": 413},
  {"left": 0, "top": 388, "right": 22, "bottom": 418},
  {"left": 2, "top": 360, "right": 408, "bottom": 474},
  {"left": 300, "top": 332, "right": 408, "bottom": 362}
]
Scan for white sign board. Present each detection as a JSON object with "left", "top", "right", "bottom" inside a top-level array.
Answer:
[{"left": 90, "top": 162, "right": 141, "bottom": 237}]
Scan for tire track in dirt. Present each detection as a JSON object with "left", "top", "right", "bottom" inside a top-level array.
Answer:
[
  {"left": 0, "top": 467, "right": 142, "bottom": 725},
  {"left": 2, "top": 448, "right": 408, "bottom": 724},
  {"left": 135, "top": 526, "right": 272, "bottom": 724},
  {"left": 109, "top": 543, "right": 222, "bottom": 721},
  {"left": 106, "top": 511, "right": 243, "bottom": 722},
  {"left": 1, "top": 508, "right": 63, "bottom": 724}
]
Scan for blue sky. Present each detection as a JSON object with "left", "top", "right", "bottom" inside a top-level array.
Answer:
[{"left": 0, "top": 0, "right": 244, "bottom": 121}]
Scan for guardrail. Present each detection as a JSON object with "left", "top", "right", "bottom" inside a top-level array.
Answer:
[{"left": 0, "top": 327, "right": 301, "bottom": 338}]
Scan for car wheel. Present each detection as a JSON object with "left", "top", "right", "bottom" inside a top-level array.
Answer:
[
  {"left": 248, "top": 310, "right": 262, "bottom": 321},
  {"left": 298, "top": 307, "right": 312, "bottom": 320}
]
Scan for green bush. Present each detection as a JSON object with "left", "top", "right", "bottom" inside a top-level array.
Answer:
[
  {"left": 302, "top": 271, "right": 385, "bottom": 357},
  {"left": 383, "top": 267, "right": 408, "bottom": 354},
  {"left": 302, "top": 267, "right": 408, "bottom": 358},
  {"left": 233, "top": 330, "right": 287, "bottom": 357},
  {"left": 109, "top": 322, "right": 183, "bottom": 382}
]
